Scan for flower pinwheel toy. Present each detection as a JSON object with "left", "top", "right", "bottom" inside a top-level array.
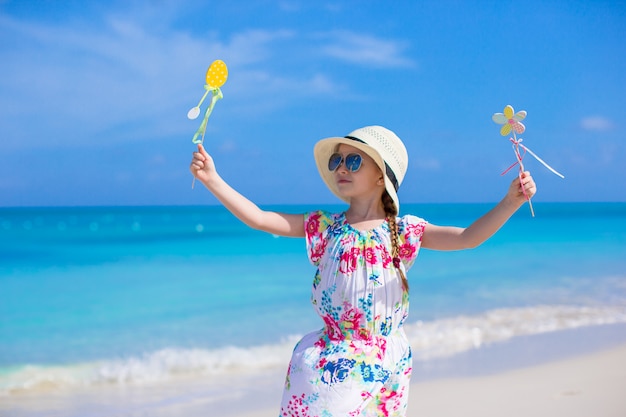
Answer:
[
  {"left": 492, "top": 105, "right": 564, "bottom": 216},
  {"left": 188, "top": 59, "right": 228, "bottom": 187}
]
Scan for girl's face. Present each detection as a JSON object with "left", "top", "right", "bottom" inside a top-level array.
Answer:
[{"left": 332, "top": 144, "right": 385, "bottom": 202}]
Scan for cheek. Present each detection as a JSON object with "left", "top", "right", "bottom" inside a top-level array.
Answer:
[
  {"left": 365, "top": 170, "right": 384, "bottom": 187},
  {"left": 369, "top": 167, "right": 384, "bottom": 185}
]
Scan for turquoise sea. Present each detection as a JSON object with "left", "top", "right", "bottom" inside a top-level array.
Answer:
[{"left": 1, "top": 202, "right": 625, "bottom": 415}]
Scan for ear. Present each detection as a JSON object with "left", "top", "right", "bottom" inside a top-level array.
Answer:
[{"left": 377, "top": 177, "right": 385, "bottom": 185}]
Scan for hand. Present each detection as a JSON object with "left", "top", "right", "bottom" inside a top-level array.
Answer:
[
  {"left": 506, "top": 171, "right": 537, "bottom": 206},
  {"left": 190, "top": 144, "right": 218, "bottom": 184}
]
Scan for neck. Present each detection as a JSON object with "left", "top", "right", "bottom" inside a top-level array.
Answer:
[{"left": 345, "top": 198, "right": 385, "bottom": 223}]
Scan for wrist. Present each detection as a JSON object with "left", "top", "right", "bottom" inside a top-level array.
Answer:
[
  {"left": 203, "top": 172, "right": 223, "bottom": 190},
  {"left": 501, "top": 193, "right": 526, "bottom": 211}
]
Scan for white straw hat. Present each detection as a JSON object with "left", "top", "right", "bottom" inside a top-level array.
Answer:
[{"left": 313, "top": 125, "right": 408, "bottom": 212}]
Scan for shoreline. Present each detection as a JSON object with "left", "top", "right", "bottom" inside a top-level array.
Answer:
[{"left": 2, "top": 323, "right": 626, "bottom": 416}]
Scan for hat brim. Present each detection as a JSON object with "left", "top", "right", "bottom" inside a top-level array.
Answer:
[{"left": 314, "top": 137, "right": 401, "bottom": 212}]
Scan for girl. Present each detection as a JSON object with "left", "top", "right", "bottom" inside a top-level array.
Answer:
[{"left": 190, "top": 125, "right": 536, "bottom": 417}]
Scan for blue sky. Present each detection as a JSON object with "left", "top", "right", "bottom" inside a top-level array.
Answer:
[{"left": 1, "top": 0, "right": 624, "bottom": 207}]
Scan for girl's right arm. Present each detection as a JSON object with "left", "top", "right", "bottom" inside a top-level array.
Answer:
[{"left": 190, "top": 144, "right": 305, "bottom": 238}]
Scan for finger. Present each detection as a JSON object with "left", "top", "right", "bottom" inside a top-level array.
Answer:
[
  {"left": 190, "top": 155, "right": 204, "bottom": 167},
  {"left": 524, "top": 178, "right": 536, "bottom": 190},
  {"left": 523, "top": 177, "right": 536, "bottom": 190},
  {"left": 198, "top": 144, "right": 210, "bottom": 158},
  {"left": 520, "top": 172, "right": 533, "bottom": 184}
]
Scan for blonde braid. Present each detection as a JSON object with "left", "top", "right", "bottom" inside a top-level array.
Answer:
[{"left": 382, "top": 191, "right": 408, "bottom": 292}]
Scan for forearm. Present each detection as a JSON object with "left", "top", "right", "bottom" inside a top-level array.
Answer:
[
  {"left": 200, "top": 174, "right": 268, "bottom": 230},
  {"left": 199, "top": 174, "right": 304, "bottom": 237},
  {"left": 423, "top": 172, "right": 535, "bottom": 251},
  {"left": 459, "top": 196, "right": 523, "bottom": 248},
  {"left": 190, "top": 144, "right": 304, "bottom": 237},
  {"left": 460, "top": 172, "right": 536, "bottom": 248}
]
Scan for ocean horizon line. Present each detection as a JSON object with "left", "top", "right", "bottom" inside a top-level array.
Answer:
[{"left": 1, "top": 201, "right": 624, "bottom": 210}]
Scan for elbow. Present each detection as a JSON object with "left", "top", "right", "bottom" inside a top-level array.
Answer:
[
  {"left": 459, "top": 235, "right": 484, "bottom": 250},
  {"left": 464, "top": 241, "right": 483, "bottom": 250},
  {"left": 459, "top": 230, "right": 488, "bottom": 250},
  {"left": 236, "top": 211, "right": 266, "bottom": 232},
  {"left": 246, "top": 211, "right": 278, "bottom": 234},
  {"left": 247, "top": 218, "right": 267, "bottom": 232}
]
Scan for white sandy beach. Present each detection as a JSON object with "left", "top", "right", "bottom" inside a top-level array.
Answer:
[{"left": 408, "top": 343, "right": 626, "bottom": 417}]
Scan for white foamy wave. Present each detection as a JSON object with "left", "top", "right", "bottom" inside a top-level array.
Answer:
[
  {"left": 2, "top": 304, "right": 625, "bottom": 395},
  {"left": 405, "top": 304, "right": 626, "bottom": 360},
  {"left": 0, "top": 336, "right": 301, "bottom": 395}
]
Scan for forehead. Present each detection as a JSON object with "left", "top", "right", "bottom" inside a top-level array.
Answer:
[{"left": 336, "top": 143, "right": 362, "bottom": 154}]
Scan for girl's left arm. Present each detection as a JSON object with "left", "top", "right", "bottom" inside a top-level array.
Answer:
[{"left": 421, "top": 171, "right": 536, "bottom": 251}]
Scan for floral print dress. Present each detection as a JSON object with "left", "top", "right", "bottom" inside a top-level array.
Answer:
[{"left": 279, "top": 210, "right": 427, "bottom": 417}]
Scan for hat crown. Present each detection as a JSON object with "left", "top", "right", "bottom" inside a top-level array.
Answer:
[{"left": 346, "top": 126, "right": 408, "bottom": 186}]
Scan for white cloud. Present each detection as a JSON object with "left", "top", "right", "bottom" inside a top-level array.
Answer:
[
  {"left": 414, "top": 157, "right": 441, "bottom": 171},
  {"left": 316, "top": 30, "right": 416, "bottom": 68},
  {"left": 0, "top": 12, "right": 325, "bottom": 150},
  {"left": 0, "top": 7, "right": 414, "bottom": 152},
  {"left": 149, "top": 154, "right": 167, "bottom": 165},
  {"left": 278, "top": 1, "right": 302, "bottom": 12},
  {"left": 218, "top": 139, "right": 237, "bottom": 153},
  {"left": 580, "top": 116, "right": 614, "bottom": 131}
]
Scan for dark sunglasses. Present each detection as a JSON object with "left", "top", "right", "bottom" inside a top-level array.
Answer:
[{"left": 328, "top": 153, "right": 363, "bottom": 172}]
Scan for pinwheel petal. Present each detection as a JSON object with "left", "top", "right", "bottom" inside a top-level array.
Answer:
[
  {"left": 513, "top": 110, "right": 527, "bottom": 122},
  {"left": 492, "top": 113, "right": 508, "bottom": 124},
  {"left": 512, "top": 121, "right": 525, "bottom": 134},
  {"left": 503, "top": 105, "right": 514, "bottom": 120},
  {"left": 500, "top": 124, "right": 512, "bottom": 136}
]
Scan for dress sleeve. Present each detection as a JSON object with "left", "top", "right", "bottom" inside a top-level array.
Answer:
[
  {"left": 397, "top": 214, "right": 428, "bottom": 270},
  {"left": 304, "top": 210, "right": 334, "bottom": 266}
]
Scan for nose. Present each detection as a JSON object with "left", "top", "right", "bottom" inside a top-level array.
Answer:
[{"left": 335, "top": 159, "right": 349, "bottom": 174}]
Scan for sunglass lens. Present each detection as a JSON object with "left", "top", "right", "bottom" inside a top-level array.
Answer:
[
  {"left": 328, "top": 153, "right": 342, "bottom": 171},
  {"left": 345, "top": 154, "right": 362, "bottom": 172}
]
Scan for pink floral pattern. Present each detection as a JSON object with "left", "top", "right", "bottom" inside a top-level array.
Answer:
[{"left": 279, "top": 211, "right": 427, "bottom": 416}]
